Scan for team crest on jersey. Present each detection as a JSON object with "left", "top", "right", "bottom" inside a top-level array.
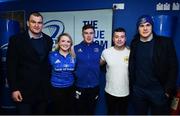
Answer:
[
  {"left": 71, "top": 58, "right": 75, "bottom": 63},
  {"left": 55, "top": 59, "right": 61, "bottom": 64},
  {"left": 78, "top": 48, "right": 83, "bottom": 52},
  {"left": 94, "top": 48, "right": 99, "bottom": 52}
]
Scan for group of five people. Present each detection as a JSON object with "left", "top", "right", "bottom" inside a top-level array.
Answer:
[{"left": 6, "top": 12, "right": 178, "bottom": 115}]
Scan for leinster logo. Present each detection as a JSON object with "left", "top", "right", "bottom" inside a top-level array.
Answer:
[
  {"left": 43, "top": 20, "right": 65, "bottom": 40},
  {"left": 0, "top": 43, "right": 8, "bottom": 51},
  {"left": 0, "top": 43, "right": 8, "bottom": 62}
]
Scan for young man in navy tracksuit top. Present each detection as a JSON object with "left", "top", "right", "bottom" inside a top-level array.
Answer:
[{"left": 73, "top": 24, "right": 103, "bottom": 115}]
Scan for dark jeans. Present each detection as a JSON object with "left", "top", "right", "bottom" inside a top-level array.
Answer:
[
  {"left": 74, "top": 86, "right": 99, "bottom": 115},
  {"left": 105, "top": 92, "right": 129, "bottom": 115},
  {"left": 16, "top": 101, "right": 48, "bottom": 114},
  {"left": 131, "top": 86, "right": 170, "bottom": 115}
]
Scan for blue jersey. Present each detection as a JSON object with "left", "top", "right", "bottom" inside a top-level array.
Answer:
[
  {"left": 74, "top": 41, "right": 103, "bottom": 88},
  {"left": 49, "top": 51, "right": 76, "bottom": 88}
]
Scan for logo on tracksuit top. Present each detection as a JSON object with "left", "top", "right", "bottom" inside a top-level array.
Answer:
[
  {"left": 77, "top": 48, "right": 100, "bottom": 53},
  {"left": 77, "top": 48, "right": 83, "bottom": 52},
  {"left": 94, "top": 48, "right": 99, "bottom": 52}
]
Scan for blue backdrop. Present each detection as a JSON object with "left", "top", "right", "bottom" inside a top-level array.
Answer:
[{"left": 0, "top": 0, "right": 180, "bottom": 114}]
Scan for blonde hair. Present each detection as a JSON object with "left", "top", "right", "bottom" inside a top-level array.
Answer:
[{"left": 55, "top": 33, "right": 75, "bottom": 58}]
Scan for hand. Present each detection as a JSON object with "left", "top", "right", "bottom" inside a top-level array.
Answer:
[
  {"left": 100, "top": 59, "right": 106, "bottom": 65},
  {"left": 12, "top": 90, "right": 23, "bottom": 102}
]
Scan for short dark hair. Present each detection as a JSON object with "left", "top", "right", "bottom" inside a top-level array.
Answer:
[
  {"left": 112, "top": 27, "right": 126, "bottom": 46},
  {"left": 28, "top": 12, "right": 43, "bottom": 21},
  {"left": 82, "top": 24, "right": 95, "bottom": 32},
  {"left": 113, "top": 27, "right": 126, "bottom": 35}
]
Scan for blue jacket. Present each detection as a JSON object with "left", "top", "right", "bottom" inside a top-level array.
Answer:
[
  {"left": 49, "top": 51, "right": 76, "bottom": 88},
  {"left": 74, "top": 41, "right": 103, "bottom": 88}
]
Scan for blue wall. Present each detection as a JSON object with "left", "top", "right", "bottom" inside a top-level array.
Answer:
[
  {"left": 1, "top": 0, "right": 180, "bottom": 114},
  {"left": 1, "top": 0, "right": 179, "bottom": 56},
  {"left": 1, "top": 0, "right": 179, "bottom": 49}
]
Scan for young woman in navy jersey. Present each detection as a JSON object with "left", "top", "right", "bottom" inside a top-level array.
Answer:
[{"left": 49, "top": 33, "right": 75, "bottom": 114}]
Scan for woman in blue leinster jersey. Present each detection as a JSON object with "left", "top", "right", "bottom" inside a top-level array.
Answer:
[{"left": 49, "top": 33, "right": 76, "bottom": 114}]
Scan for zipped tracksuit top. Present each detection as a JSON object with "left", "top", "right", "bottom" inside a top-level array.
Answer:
[{"left": 74, "top": 41, "right": 103, "bottom": 88}]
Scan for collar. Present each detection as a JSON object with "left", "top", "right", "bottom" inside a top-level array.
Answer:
[
  {"left": 28, "top": 30, "right": 43, "bottom": 39},
  {"left": 57, "top": 50, "right": 71, "bottom": 58},
  {"left": 81, "top": 41, "right": 94, "bottom": 46}
]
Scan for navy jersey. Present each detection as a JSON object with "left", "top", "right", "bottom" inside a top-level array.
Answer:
[{"left": 49, "top": 51, "right": 76, "bottom": 88}]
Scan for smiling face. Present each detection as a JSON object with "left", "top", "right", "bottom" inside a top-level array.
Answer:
[
  {"left": 113, "top": 31, "right": 126, "bottom": 48},
  {"left": 27, "top": 14, "right": 43, "bottom": 36},
  {"left": 138, "top": 22, "right": 153, "bottom": 39},
  {"left": 58, "top": 35, "right": 72, "bottom": 52}
]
